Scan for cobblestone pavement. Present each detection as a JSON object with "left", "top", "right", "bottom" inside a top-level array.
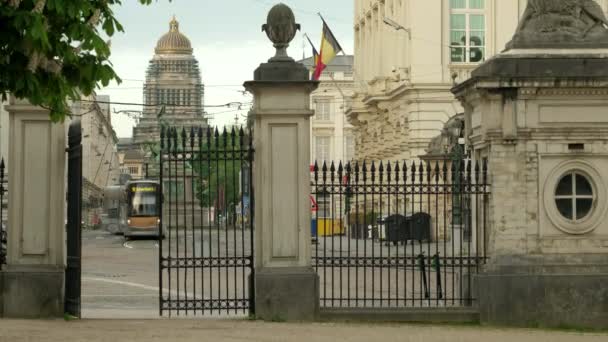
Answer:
[{"left": 0, "top": 319, "right": 606, "bottom": 342}]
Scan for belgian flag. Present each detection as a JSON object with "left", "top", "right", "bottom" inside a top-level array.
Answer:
[
  {"left": 313, "top": 18, "right": 343, "bottom": 81},
  {"left": 304, "top": 34, "right": 320, "bottom": 70}
]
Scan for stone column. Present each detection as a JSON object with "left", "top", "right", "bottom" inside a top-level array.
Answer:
[
  {"left": 1, "top": 97, "right": 66, "bottom": 317},
  {"left": 244, "top": 4, "right": 319, "bottom": 321}
]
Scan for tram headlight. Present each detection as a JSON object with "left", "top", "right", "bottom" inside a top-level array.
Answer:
[
  {"left": 157, "top": 219, "right": 161, "bottom": 224},
  {"left": 127, "top": 219, "right": 131, "bottom": 225}
]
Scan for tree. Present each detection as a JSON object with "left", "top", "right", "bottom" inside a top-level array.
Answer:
[
  {"left": 190, "top": 129, "right": 248, "bottom": 214},
  {"left": 157, "top": 124, "right": 251, "bottom": 220},
  {"left": 0, "top": 0, "right": 166, "bottom": 121}
]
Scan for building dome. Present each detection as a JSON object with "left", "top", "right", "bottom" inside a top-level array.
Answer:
[{"left": 155, "top": 17, "right": 193, "bottom": 54}]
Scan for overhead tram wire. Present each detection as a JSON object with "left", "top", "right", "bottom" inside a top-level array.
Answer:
[{"left": 76, "top": 99, "right": 252, "bottom": 109}]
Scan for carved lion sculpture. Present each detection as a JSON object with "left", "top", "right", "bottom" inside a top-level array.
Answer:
[{"left": 507, "top": 0, "right": 608, "bottom": 49}]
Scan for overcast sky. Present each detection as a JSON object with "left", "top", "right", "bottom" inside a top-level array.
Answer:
[{"left": 100, "top": 0, "right": 354, "bottom": 137}]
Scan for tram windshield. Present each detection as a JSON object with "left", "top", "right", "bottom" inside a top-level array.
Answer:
[{"left": 128, "top": 183, "right": 159, "bottom": 217}]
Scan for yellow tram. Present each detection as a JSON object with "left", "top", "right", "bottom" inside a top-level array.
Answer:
[{"left": 124, "top": 180, "right": 164, "bottom": 239}]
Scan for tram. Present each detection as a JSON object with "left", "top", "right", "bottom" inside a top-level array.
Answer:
[{"left": 124, "top": 180, "right": 164, "bottom": 239}]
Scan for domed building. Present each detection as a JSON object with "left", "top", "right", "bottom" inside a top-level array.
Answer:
[{"left": 133, "top": 16, "right": 207, "bottom": 145}]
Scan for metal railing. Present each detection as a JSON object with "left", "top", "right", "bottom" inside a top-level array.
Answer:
[
  {"left": 311, "top": 159, "right": 489, "bottom": 308},
  {"left": 159, "top": 125, "right": 254, "bottom": 317},
  {"left": 1, "top": 158, "right": 7, "bottom": 269}
]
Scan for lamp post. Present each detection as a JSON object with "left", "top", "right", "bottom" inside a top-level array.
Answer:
[{"left": 383, "top": 17, "right": 411, "bottom": 39}]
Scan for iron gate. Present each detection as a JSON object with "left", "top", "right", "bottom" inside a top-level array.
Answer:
[
  {"left": 65, "top": 120, "right": 83, "bottom": 317},
  {"left": 0, "top": 157, "right": 7, "bottom": 270},
  {"left": 311, "top": 159, "right": 489, "bottom": 308},
  {"left": 159, "top": 125, "right": 254, "bottom": 316}
]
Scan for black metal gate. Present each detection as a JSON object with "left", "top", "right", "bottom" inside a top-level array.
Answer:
[
  {"left": 65, "top": 120, "right": 83, "bottom": 317},
  {"left": 159, "top": 125, "right": 254, "bottom": 316},
  {"left": 0, "top": 157, "right": 7, "bottom": 270},
  {"left": 311, "top": 159, "right": 489, "bottom": 308}
]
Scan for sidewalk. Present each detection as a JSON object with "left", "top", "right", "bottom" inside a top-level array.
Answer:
[{"left": 0, "top": 319, "right": 606, "bottom": 342}]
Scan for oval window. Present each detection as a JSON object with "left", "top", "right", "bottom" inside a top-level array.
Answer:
[{"left": 554, "top": 172, "right": 594, "bottom": 221}]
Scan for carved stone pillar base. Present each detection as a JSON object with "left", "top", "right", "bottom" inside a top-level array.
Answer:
[
  {"left": 254, "top": 267, "right": 319, "bottom": 321},
  {"left": 1, "top": 266, "right": 64, "bottom": 318}
]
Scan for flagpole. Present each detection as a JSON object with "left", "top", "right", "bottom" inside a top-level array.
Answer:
[{"left": 317, "top": 12, "right": 346, "bottom": 55}]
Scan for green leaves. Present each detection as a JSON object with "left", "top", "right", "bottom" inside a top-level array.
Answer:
[{"left": 0, "top": 0, "right": 170, "bottom": 121}]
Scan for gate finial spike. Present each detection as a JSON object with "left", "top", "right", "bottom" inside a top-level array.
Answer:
[
  {"left": 222, "top": 126, "right": 228, "bottom": 147},
  {"left": 172, "top": 127, "right": 179, "bottom": 153},
  {"left": 434, "top": 161, "right": 440, "bottom": 181},
  {"left": 198, "top": 126, "right": 204, "bottom": 147},
  {"left": 190, "top": 127, "right": 196, "bottom": 148}
]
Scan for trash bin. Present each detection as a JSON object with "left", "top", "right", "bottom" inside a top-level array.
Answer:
[
  {"left": 383, "top": 214, "right": 409, "bottom": 245},
  {"left": 409, "top": 212, "right": 431, "bottom": 242}
]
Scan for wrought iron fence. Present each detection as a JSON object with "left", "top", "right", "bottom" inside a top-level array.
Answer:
[
  {"left": 1, "top": 158, "right": 7, "bottom": 269},
  {"left": 159, "top": 125, "right": 254, "bottom": 316},
  {"left": 311, "top": 159, "right": 489, "bottom": 308}
]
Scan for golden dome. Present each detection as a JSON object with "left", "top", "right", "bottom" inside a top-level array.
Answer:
[{"left": 155, "top": 16, "right": 193, "bottom": 54}]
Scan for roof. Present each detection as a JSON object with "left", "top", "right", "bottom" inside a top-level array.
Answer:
[
  {"left": 155, "top": 17, "right": 193, "bottom": 55},
  {"left": 123, "top": 148, "right": 144, "bottom": 161},
  {"left": 297, "top": 55, "right": 354, "bottom": 73},
  {"left": 117, "top": 137, "right": 133, "bottom": 147}
]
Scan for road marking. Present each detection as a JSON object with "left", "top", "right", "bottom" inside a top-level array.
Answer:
[
  {"left": 123, "top": 241, "right": 133, "bottom": 249},
  {"left": 82, "top": 294, "right": 158, "bottom": 298},
  {"left": 83, "top": 277, "right": 199, "bottom": 298},
  {"left": 83, "top": 277, "right": 158, "bottom": 292}
]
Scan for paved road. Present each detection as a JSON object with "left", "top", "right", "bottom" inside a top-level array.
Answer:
[
  {"left": 83, "top": 227, "right": 253, "bottom": 318},
  {"left": 82, "top": 229, "right": 160, "bottom": 318},
  {"left": 83, "top": 228, "right": 477, "bottom": 317}
]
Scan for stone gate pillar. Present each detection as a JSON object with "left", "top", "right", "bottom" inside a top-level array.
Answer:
[
  {"left": 1, "top": 97, "right": 66, "bottom": 317},
  {"left": 244, "top": 4, "right": 319, "bottom": 321},
  {"left": 452, "top": 3, "right": 608, "bottom": 329}
]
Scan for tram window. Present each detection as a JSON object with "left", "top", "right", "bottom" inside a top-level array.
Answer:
[{"left": 130, "top": 191, "right": 158, "bottom": 216}]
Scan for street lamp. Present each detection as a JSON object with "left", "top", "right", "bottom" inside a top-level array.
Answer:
[{"left": 383, "top": 17, "right": 411, "bottom": 38}]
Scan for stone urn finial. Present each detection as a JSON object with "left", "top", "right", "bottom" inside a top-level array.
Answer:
[{"left": 262, "top": 3, "right": 301, "bottom": 62}]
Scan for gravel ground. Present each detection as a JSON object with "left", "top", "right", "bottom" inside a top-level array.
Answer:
[{"left": 0, "top": 319, "right": 606, "bottom": 342}]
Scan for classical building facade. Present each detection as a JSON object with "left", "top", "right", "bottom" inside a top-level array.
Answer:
[
  {"left": 133, "top": 16, "right": 207, "bottom": 145},
  {"left": 348, "top": 0, "right": 532, "bottom": 160},
  {"left": 300, "top": 55, "right": 356, "bottom": 164},
  {"left": 70, "top": 94, "right": 120, "bottom": 227}
]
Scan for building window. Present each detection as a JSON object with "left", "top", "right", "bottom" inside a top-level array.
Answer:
[
  {"left": 344, "top": 136, "right": 355, "bottom": 161},
  {"left": 315, "top": 136, "right": 331, "bottom": 163},
  {"left": 315, "top": 100, "right": 332, "bottom": 121},
  {"left": 450, "top": 0, "right": 485, "bottom": 63},
  {"left": 128, "top": 166, "right": 139, "bottom": 175},
  {"left": 555, "top": 172, "right": 595, "bottom": 221}
]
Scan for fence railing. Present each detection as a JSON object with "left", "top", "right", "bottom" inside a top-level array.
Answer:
[
  {"left": 1, "top": 158, "right": 7, "bottom": 269},
  {"left": 311, "top": 158, "right": 489, "bottom": 308},
  {"left": 159, "top": 126, "right": 255, "bottom": 316}
]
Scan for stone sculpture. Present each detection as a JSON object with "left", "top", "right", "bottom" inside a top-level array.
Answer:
[
  {"left": 262, "top": 3, "right": 301, "bottom": 61},
  {"left": 507, "top": 0, "right": 608, "bottom": 48}
]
